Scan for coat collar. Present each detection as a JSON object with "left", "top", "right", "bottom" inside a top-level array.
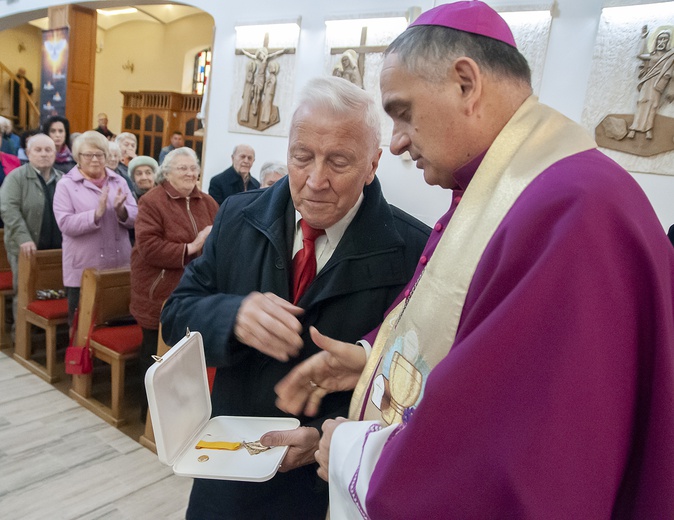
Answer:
[
  {"left": 224, "top": 166, "right": 246, "bottom": 185},
  {"left": 160, "top": 179, "right": 204, "bottom": 199},
  {"left": 23, "top": 164, "right": 60, "bottom": 181},
  {"left": 68, "top": 166, "right": 120, "bottom": 184},
  {"left": 243, "top": 176, "right": 404, "bottom": 256},
  {"left": 243, "top": 175, "right": 405, "bottom": 266}
]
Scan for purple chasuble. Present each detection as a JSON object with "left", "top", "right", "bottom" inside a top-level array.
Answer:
[{"left": 366, "top": 149, "right": 674, "bottom": 518}]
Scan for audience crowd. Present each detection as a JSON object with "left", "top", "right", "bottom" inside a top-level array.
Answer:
[{"left": 0, "top": 112, "right": 283, "bottom": 372}]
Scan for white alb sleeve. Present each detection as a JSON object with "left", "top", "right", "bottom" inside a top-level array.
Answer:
[
  {"left": 355, "top": 339, "right": 372, "bottom": 359},
  {"left": 329, "top": 420, "right": 400, "bottom": 519}
]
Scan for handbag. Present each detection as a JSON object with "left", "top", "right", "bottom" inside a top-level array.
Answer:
[
  {"left": 65, "top": 310, "right": 95, "bottom": 375},
  {"left": 64, "top": 343, "right": 93, "bottom": 375}
]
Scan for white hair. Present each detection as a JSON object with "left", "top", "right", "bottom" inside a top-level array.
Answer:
[
  {"left": 291, "top": 77, "right": 381, "bottom": 149},
  {"left": 25, "top": 133, "right": 54, "bottom": 152},
  {"left": 107, "top": 141, "right": 121, "bottom": 157},
  {"left": 115, "top": 132, "right": 137, "bottom": 145},
  {"left": 0, "top": 116, "right": 12, "bottom": 134},
  {"left": 72, "top": 130, "right": 110, "bottom": 161},
  {"left": 259, "top": 161, "right": 288, "bottom": 185},
  {"left": 157, "top": 147, "right": 199, "bottom": 184}
]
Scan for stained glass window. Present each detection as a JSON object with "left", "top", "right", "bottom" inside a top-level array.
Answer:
[{"left": 193, "top": 48, "right": 211, "bottom": 95}]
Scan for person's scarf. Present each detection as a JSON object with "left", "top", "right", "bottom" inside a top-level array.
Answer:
[{"left": 55, "top": 145, "right": 73, "bottom": 164}]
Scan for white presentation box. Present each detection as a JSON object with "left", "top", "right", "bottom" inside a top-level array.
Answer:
[{"left": 145, "top": 331, "right": 300, "bottom": 481}]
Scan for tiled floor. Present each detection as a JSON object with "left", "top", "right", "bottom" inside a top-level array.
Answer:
[{"left": 0, "top": 350, "right": 192, "bottom": 519}]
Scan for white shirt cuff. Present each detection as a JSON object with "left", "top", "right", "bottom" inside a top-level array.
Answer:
[{"left": 356, "top": 339, "right": 372, "bottom": 359}]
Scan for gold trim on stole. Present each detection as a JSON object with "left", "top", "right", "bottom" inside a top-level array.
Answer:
[{"left": 349, "top": 97, "right": 597, "bottom": 422}]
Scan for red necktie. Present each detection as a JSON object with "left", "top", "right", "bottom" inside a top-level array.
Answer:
[{"left": 292, "top": 220, "right": 325, "bottom": 304}]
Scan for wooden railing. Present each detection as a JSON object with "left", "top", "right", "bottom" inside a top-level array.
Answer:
[{"left": 0, "top": 62, "right": 40, "bottom": 131}]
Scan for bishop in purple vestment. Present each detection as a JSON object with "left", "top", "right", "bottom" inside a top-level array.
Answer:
[{"left": 275, "top": 2, "right": 674, "bottom": 518}]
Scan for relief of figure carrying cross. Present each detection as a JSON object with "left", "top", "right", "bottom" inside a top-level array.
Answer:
[{"left": 595, "top": 24, "right": 674, "bottom": 157}]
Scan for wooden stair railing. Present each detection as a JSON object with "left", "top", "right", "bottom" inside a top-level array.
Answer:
[{"left": 0, "top": 62, "right": 40, "bottom": 132}]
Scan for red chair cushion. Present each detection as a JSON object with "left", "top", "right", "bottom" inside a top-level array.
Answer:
[
  {"left": 26, "top": 298, "right": 68, "bottom": 320},
  {"left": 0, "top": 271, "right": 12, "bottom": 290},
  {"left": 91, "top": 324, "right": 142, "bottom": 355}
]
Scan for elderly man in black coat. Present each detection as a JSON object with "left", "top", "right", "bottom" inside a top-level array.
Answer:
[
  {"left": 207, "top": 143, "right": 258, "bottom": 204},
  {"left": 162, "top": 76, "right": 430, "bottom": 520}
]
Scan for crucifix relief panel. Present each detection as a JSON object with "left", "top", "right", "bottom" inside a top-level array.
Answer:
[{"left": 230, "top": 25, "right": 299, "bottom": 137}]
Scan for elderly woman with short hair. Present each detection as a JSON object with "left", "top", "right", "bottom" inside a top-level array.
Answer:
[
  {"left": 259, "top": 160, "right": 288, "bottom": 188},
  {"left": 130, "top": 147, "right": 218, "bottom": 415},
  {"left": 53, "top": 130, "right": 138, "bottom": 322},
  {"left": 114, "top": 132, "right": 137, "bottom": 178},
  {"left": 128, "top": 156, "right": 158, "bottom": 199},
  {"left": 106, "top": 141, "right": 134, "bottom": 192},
  {"left": 106, "top": 141, "right": 122, "bottom": 172}
]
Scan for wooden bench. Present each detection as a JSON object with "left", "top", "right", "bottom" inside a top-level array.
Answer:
[
  {"left": 69, "top": 268, "right": 142, "bottom": 427},
  {"left": 13, "top": 249, "right": 68, "bottom": 382},
  {"left": 0, "top": 230, "right": 14, "bottom": 349}
]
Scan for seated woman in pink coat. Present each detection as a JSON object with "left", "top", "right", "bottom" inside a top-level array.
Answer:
[{"left": 53, "top": 130, "right": 137, "bottom": 323}]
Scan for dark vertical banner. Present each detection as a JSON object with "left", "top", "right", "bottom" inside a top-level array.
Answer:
[{"left": 40, "top": 28, "right": 69, "bottom": 122}]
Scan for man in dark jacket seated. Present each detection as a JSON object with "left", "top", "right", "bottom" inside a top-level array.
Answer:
[
  {"left": 208, "top": 143, "right": 258, "bottom": 204},
  {"left": 161, "top": 76, "right": 430, "bottom": 520}
]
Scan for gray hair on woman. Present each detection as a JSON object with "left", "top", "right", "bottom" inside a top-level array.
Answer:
[
  {"left": 259, "top": 161, "right": 288, "bottom": 186},
  {"left": 107, "top": 141, "right": 121, "bottom": 158},
  {"left": 72, "top": 130, "right": 110, "bottom": 162},
  {"left": 291, "top": 76, "right": 381, "bottom": 149},
  {"left": 156, "top": 146, "right": 200, "bottom": 184},
  {"left": 115, "top": 132, "right": 137, "bottom": 145},
  {"left": 0, "top": 116, "right": 12, "bottom": 134}
]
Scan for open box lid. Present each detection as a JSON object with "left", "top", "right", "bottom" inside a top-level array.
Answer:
[
  {"left": 145, "top": 330, "right": 210, "bottom": 466},
  {"left": 145, "top": 330, "right": 300, "bottom": 481}
]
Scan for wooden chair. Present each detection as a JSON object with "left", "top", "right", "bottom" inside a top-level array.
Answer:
[
  {"left": 69, "top": 267, "right": 142, "bottom": 427},
  {"left": 0, "top": 230, "right": 14, "bottom": 349},
  {"left": 13, "top": 249, "right": 68, "bottom": 382}
]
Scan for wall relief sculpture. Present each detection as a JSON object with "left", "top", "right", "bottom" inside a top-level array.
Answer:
[
  {"left": 332, "top": 49, "right": 363, "bottom": 88},
  {"left": 596, "top": 25, "right": 674, "bottom": 157},
  {"left": 237, "top": 45, "right": 288, "bottom": 131}
]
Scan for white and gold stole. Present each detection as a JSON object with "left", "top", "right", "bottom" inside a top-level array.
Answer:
[{"left": 349, "top": 97, "right": 596, "bottom": 422}]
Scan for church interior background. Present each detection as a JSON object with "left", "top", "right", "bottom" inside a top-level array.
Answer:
[
  {"left": 1, "top": 0, "right": 672, "bottom": 228},
  {"left": 0, "top": 1, "right": 673, "bottom": 516}
]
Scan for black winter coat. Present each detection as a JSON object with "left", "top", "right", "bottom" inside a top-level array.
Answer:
[
  {"left": 162, "top": 176, "right": 429, "bottom": 520},
  {"left": 207, "top": 165, "right": 260, "bottom": 205}
]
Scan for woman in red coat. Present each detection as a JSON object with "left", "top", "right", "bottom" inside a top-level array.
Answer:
[{"left": 130, "top": 147, "right": 218, "bottom": 416}]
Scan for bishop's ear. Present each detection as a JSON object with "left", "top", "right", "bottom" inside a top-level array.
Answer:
[{"left": 452, "top": 57, "right": 482, "bottom": 113}]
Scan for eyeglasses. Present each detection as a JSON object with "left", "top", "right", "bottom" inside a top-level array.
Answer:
[
  {"left": 80, "top": 153, "right": 105, "bottom": 161},
  {"left": 174, "top": 165, "right": 200, "bottom": 174}
]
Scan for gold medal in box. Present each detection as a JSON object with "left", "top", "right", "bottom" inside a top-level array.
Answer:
[{"left": 145, "top": 331, "right": 299, "bottom": 481}]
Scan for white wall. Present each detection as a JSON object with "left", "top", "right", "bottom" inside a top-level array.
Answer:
[
  {"left": 2, "top": 0, "right": 673, "bottom": 228},
  {"left": 185, "top": 0, "right": 453, "bottom": 225},
  {"left": 92, "top": 13, "right": 214, "bottom": 134}
]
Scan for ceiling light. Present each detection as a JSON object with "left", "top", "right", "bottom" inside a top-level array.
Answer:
[{"left": 97, "top": 8, "right": 138, "bottom": 16}]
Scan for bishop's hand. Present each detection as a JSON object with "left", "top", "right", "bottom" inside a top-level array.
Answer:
[{"left": 275, "top": 327, "right": 367, "bottom": 417}]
